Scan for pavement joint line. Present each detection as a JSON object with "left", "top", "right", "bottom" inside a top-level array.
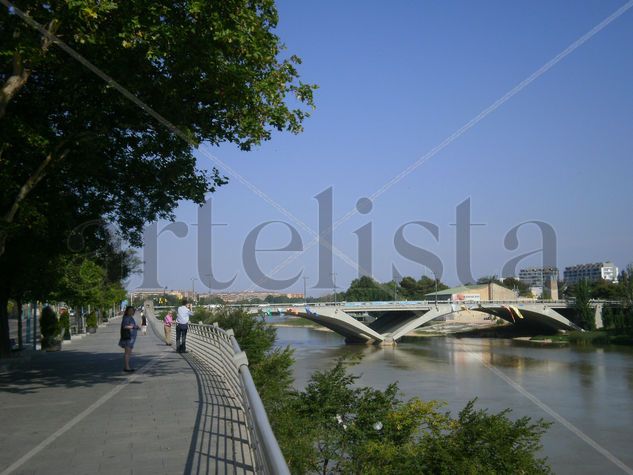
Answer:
[
  {"left": 466, "top": 349, "right": 633, "bottom": 475},
  {"left": 0, "top": 351, "right": 169, "bottom": 475}
]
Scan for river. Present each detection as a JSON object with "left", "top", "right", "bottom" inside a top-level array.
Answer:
[{"left": 274, "top": 325, "right": 633, "bottom": 475}]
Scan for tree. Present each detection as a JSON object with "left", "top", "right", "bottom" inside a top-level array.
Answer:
[
  {"left": 0, "top": 189, "right": 102, "bottom": 356},
  {"left": 56, "top": 257, "right": 106, "bottom": 309},
  {"left": 477, "top": 275, "right": 502, "bottom": 285},
  {"left": 345, "top": 276, "right": 392, "bottom": 302},
  {"left": 0, "top": 197, "right": 134, "bottom": 356},
  {"left": 398, "top": 276, "right": 420, "bottom": 299},
  {"left": 590, "top": 279, "right": 620, "bottom": 300},
  {"left": 1, "top": 0, "right": 314, "bottom": 356},
  {"left": 273, "top": 361, "right": 552, "bottom": 474},
  {"left": 502, "top": 277, "right": 532, "bottom": 297},
  {"left": 1, "top": 0, "right": 316, "bottom": 257},
  {"left": 574, "top": 279, "right": 595, "bottom": 330},
  {"left": 618, "top": 265, "right": 633, "bottom": 307}
]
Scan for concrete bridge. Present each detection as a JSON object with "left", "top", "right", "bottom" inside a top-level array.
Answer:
[{"left": 277, "top": 300, "right": 612, "bottom": 346}]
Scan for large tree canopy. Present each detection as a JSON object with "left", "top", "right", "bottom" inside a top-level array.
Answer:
[
  {"left": 0, "top": 0, "right": 316, "bottom": 254},
  {"left": 0, "top": 0, "right": 315, "bottom": 356}
]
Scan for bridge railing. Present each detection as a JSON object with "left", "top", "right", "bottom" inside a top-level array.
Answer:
[{"left": 149, "top": 315, "right": 289, "bottom": 475}]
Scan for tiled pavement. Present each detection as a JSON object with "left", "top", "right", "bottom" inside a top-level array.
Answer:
[{"left": 0, "top": 316, "right": 255, "bottom": 475}]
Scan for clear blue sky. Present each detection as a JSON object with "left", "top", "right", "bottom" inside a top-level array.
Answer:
[{"left": 129, "top": 0, "right": 633, "bottom": 294}]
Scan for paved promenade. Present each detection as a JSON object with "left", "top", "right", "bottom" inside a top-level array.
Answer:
[{"left": 0, "top": 316, "right": 255, "bottom": 475}]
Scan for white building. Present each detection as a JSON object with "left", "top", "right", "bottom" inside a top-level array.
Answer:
[{"left": 563, "top": 261, "right": 619, "bottom": 285}]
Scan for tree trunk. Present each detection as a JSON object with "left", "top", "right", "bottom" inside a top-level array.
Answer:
[
  {"left": 17, "top": 297, "right": 23, "bottom": 350},
  {"left": 0, "top": 293, "right": 10, "bottom": 358}
]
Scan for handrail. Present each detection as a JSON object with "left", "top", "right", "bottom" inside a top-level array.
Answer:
[
  {"left": 225, "top": 334, "right": 290, "bottom": 475},
  {"left": 148, "top": 313, "right": 289, "bottom": 475}
]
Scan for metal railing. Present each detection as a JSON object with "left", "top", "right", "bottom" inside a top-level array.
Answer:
[{"left": 149, "top": 314, "right": 289, "bottom": 475}]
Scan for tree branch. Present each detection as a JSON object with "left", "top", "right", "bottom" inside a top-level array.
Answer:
[
  {"left": 0, "top": 19, "right": 60, "bottom": 120},
  {"left": 0, "top": 51, "right": 31, "bottom": 120},
  {"left": 0, "top": 147, "right": 70, "bottom": 257}
]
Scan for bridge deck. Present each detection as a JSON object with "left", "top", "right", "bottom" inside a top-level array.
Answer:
[{"left": 0, "top": 316, "right": 255, "bottom": 475}]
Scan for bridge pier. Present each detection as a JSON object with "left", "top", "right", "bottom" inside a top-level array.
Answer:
[
  {"left": 378, "top": 336, "right": 397, "bottom": 347},
  {"left": 594, "top": 303, "right": 604, "bottom": 330}
]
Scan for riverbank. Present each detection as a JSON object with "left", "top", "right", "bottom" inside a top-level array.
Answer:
[
  {"left": 530, "top": 330, "right": 633, "bottom": 346},
  {"left": 268, "top": 317, "right": 334, "bottom": 332}
]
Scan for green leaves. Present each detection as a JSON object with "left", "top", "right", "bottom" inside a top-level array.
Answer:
[
  {"left": 1, "top": 0, "right": 316, "bottom": 256},
  {"left": 574, "top": 279, "right": 595, "bottom": 330},
  {"left": 273, "top": 361, "right": 552, "bottom": 474}
]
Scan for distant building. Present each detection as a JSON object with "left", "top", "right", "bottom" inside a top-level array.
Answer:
[
  {"left": 518, "top": 267, "right": 559, "bottom": 288},
  {"left": 424, "top": 283, "right": 517, "bottom": 302},
  {"left": 519, "top": 267, "right": 559, "bottom": 298},
  {"left": 563, "top": 261, "right": 619, "bottom": 285},
  {"left": 210, "top": 291, "right": 304, "bottom": 302}
]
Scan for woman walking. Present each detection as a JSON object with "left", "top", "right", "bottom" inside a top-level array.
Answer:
[
  {"left": 119, "top": 306, "right": 140, "bottom": 372},
  {"left": 163, "top": 310, "right": 174, "bottom": 345}
]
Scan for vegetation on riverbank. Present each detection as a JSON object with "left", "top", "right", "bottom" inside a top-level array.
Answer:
[
  {"left": 196, "top": 308, "right": 552, "bottom": 474},
  {"left": 268, "top": 317, "right": 320, "bottom": 328},
  {"left": 531, "top": 301, "right": 633, "bottom": 346},
  {"left": 531, "top": 330, "right": 633, "bottom": 346}
]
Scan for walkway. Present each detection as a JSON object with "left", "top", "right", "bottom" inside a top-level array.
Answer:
[{"left": 0, "top": 316, "right": 255, "bottom": 475}]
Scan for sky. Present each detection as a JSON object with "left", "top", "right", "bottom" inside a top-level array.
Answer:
[{"left": 128, "top": 0, "right": 633, "bottom": 295}]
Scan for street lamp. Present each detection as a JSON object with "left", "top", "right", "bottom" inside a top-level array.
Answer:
[
  {"left": 331, "top": 272, "right": 337, "bottom": 304},
  {"left": 303, "top": 276, "right": 309, "bottom": 303},
  {"left": 191, "top": 277, "right": 198, "bottom": 304}
]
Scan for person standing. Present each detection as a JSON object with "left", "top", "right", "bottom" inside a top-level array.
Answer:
[
  {"left": 176, "top": 299, "right": 193, "bottom": 353},
  {"left": 119, "top": 306, "right": 140, "bottom": 372},
  {"left": 141, "top": 310, "right": 147, "bottom": 335},
  {"left": 163, "top": 310, "right": 174, "bottom": 345}
]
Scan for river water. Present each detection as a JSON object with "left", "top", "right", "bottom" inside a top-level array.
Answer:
[{"left": 274, "top": 325, "right": 633, "bottom": 475}]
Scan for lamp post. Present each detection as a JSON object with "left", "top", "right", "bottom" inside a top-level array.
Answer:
[
  {"left": 331, "top": 272, "right": 337, "bottom": 305},
  {"left": 191, "top": 278, "right": 198, "bottom": 304},
  {"left": 303, "top": 276, "right": 309, "bottom": 303}
]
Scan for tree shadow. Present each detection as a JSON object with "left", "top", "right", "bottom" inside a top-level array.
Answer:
[{"left": 0, "top": 349, "right": 177, "bottom": 395}]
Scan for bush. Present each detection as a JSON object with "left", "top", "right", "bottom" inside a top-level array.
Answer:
[
  {"left": 40, "top": 306, "right": 61, "bottom": 348},
  {"left": 86, "top": 312, "right": 98, "bottom": 328},
  {"left": 602, "top": 307, "right": 633, "bottom": 334},
  {"left": 59, "top": 309, "right": 71, "bottom": 340},
  {"left": 274, "top": 362, "right": 552, "bottom": 474}
]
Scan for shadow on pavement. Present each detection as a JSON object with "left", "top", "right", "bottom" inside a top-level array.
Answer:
[
  {"left": 0, "top": 350, "right": 176, "bottom": 394},
  {"left": 182, "top": 353, "right": 256, "bottom": 475}
]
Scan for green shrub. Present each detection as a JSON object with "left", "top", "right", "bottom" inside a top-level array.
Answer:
[
  {"left": 59, "top": 309, "right": 71, "bottom": 339},
  {"left": 274, "top": 362, "right": 552, "bottom": 474},
  {"left": 40, "top": 306, "right": 61, "bottom": 347},
  {"left": 86, "top": 312, "right": 98, "bottom": 328}
]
